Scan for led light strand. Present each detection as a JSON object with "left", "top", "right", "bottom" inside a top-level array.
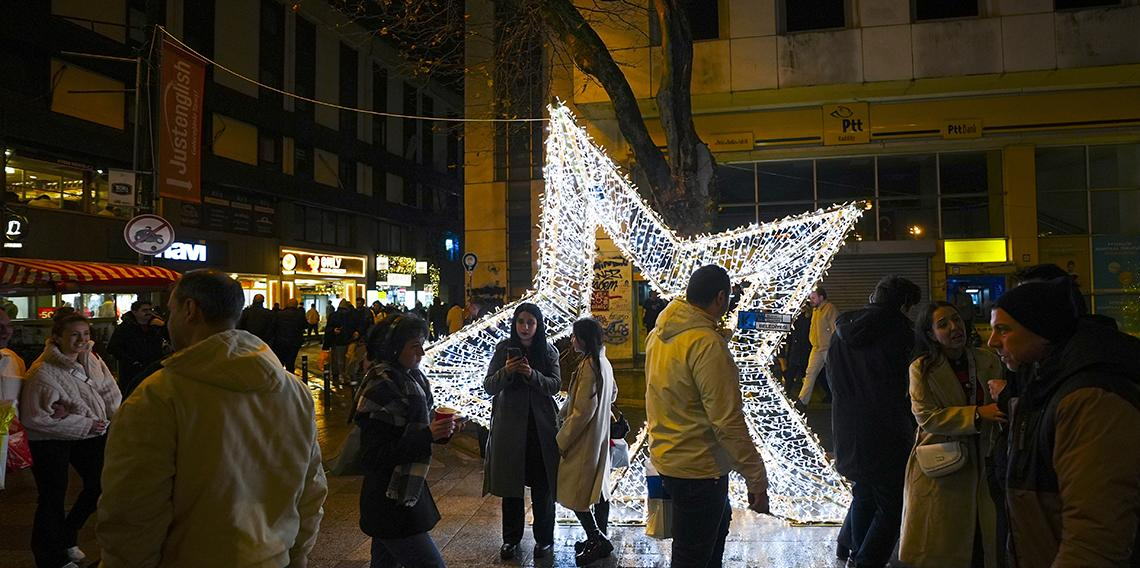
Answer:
[{"left": 421, "top": 102, "right": 861, "bottom": 523}]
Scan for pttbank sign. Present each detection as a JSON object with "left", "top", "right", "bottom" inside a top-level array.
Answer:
[{"left": 157, "top": 241, "right": 208, "bottom": 262}]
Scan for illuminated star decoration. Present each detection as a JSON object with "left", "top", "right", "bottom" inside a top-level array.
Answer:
[{"left": 421, "top": 102, "right": 863, "bottom": 523}]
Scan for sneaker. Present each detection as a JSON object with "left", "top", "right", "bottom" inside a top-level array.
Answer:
[{"left": 65, "top": 546, "right": 86, "bottom": 562}]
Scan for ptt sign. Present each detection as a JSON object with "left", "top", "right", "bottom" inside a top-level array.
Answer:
[
  {"left": 157, "top": 241, "right": 208, "bottom": 262},
  {"left": 823, "top": 103, "right": 871, "bottom": 145}
]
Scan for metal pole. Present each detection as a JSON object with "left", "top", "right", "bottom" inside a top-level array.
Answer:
[
  {"left": 301, "top": 354, "right": 309, "bottom": 384},
  {"left": 323, "top": 366, "right": 331, "bottom": 407}
]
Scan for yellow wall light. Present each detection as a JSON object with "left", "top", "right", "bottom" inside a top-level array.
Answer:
[{"left": 944, "top": 238, "right": 1008, "bottom": 263}]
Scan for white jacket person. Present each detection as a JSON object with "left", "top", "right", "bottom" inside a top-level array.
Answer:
[{"left": 97, "top": 329, "right": 327, "bottom": 567}]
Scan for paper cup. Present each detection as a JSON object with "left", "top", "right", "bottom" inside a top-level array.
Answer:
[{"left": 431, "top": 406, "right": 459, "bottom": 443}]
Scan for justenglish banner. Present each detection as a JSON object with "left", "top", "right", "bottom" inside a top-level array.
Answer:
[{"left": 158, "top": 39, "right": 205, "bottom": 202}]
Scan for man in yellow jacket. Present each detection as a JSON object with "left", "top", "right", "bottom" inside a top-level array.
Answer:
[
  {"left": 97, "top": 270, "right": 328, "bottom": 567},
  {"left": 797, "top": 287, "right": 839, "bottom": 408},
  {"left": 645, "top": 264, "right": 769, "bottom": 568}
]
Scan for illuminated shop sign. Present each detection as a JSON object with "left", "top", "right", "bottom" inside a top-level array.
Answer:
[
  {"left": 157, "top": 241, "right": 208, "bottom": 262},
  {"left": 281, "top": 249, "right": 366, "bottom": 278}
]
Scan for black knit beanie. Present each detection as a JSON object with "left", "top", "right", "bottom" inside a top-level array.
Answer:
[{"left": 993, "top": 277, "right": 1080, "bottom": 343}]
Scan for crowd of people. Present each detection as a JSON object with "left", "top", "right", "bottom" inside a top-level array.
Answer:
[{"left": 1, "top": 261, "right": 1138, "bottom": 568}]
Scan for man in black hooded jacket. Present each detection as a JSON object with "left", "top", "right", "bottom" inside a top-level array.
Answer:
[
  {"left": 827, "top": 276, "right": 922, "bottom": 568},
  {"left": 107, "top": 300, "right": 168, "bottom": 398}
]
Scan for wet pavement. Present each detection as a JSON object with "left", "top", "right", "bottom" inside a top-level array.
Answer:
[{"left": 0, "top": 341, "right": 846, "bottom": 568}]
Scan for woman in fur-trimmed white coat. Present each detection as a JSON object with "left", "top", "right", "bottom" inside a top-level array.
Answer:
[
  {"left": 556, "top": 318, "right": 618, "bottom": 565},
  {"left": 20, "top": 312, "right": 120, "bottom": 568}
]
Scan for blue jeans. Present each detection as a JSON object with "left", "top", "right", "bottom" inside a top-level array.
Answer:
[
  {"left": 662, "top": 475, "right": 732, "bottom": 568},
  {"left": 837, "top": 478, "right": 903, "bottom": 567},
  {"left": 370, "top": 532, "right": 446, "bottom": 568}
]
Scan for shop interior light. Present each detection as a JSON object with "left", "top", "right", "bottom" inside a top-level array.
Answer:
[{"left": 420, "top": 103, "right": 861, "bottom": 523}]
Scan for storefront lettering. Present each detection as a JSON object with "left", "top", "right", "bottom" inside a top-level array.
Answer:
[{"left": 158, "top": 241, "right": 207, "bottom": 262}]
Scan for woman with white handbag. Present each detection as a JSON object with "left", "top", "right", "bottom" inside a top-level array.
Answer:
[{"left": 899, "top": 302, "right": 1006, "bottom": 568}]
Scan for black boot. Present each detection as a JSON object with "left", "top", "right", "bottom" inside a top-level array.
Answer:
[{"left": 575, "top": 535, "right": 613, "bottom": 566}]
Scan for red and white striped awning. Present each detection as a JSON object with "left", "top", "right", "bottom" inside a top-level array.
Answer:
[{"left": 0, "top": 258, "right": 180, "bottom": 291}]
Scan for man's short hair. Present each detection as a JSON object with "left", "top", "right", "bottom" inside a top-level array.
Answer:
[
  {"left": 813, "top": 287, "right": 827, "bottom": 299},
  {"left": 870, "top": 276, "right": 922, "bottom": 311},
  {"left": 686, "top": 265, "right": 731, "bottom": 307},
  {"left": 130, "top": 300, "right": 151, "bottom": 311},
  {"left": 173, "top": 269, "right": 245, "bottom": 326}
]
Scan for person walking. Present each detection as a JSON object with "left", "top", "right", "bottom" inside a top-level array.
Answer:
[
  {"left": 556, "top": 318, "right": 618, "bottom": 566},
  {"left": 428, "top": 298, "right": 447, "bottom": 340},
  {"left": 271, "top": 298, "right": 308, "bottom": 373},
  {"left": 356, "top": 314, "right": 460, "bottom": 568},
  {"left": 483, "top": 303, "right": 561, "bottom": 561},
  {"left": 828, "top": 276, "right": 922, "bottom": 568},
  {"left": 97, "top": 269, "right": 327, "bottom": 567},
  {"left": 237, "top": 293, "right": 275, "bottom": 344},
  {"left": 645, "top": 265, "right": 770, "bottom": 568},
  {"left": 20, "top": 311, "right": 121, "bottom": 568},
  {"left": 106, "top": 300, "right": 168, "bottom": 398},
  {"left": 323, "top": 300, "right": 355, "bottom": 384},
  {"left": 899, "top": 302, "right": 1004, "bottom": 568},
  {"left": 305, "top": 303, "right": 321, "bottom": 340},
  {"left": 987, "top": 277, "right": 1140, "bottom": 568},
  {"left": 446, "top": 303, "right": 463, "bottom": 334},
  {"left": 797, "top": 287, "right": 839, "bottom": 408},
  {"left": 641, "top": 290, "right": 667, "bottom": 333}
]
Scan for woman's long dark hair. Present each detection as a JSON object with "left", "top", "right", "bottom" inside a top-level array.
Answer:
[
  {"left": 913, "top": 301, "right": 961, "bottom": 375},
  {"left": 509, "top": 303, "right": 552, "bottom": 375},
  {"left": 572, "top": 317, "right": 605, "bottom": 400}
]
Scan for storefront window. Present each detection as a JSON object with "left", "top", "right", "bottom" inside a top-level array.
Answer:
[
  {"left": 758, "top": 160, "right": 813, "bottom": 203},
  {"left": 939, "top": 151, "right": 1003, "bottom": 238},
  {"left": 714, "top": 205, "right": 756, "bottom": 232},
  {"left": 1091, "top": 189, "right": 1140, "bottom": 235},
  {"left": 878, "top": 155, "right": 938, "bottom": 240},
  {"left": 817, "top": 157, "right": 874, "bottom": 204},
  {"left": 717, "top": 163, "right": 756, "bottom": 204},
  {"left": 1089, "top": 144, "right": 1140, "bottom": 189},
  {"left": 2, "top": 154, "right": 128, "bottom": 216},
  {"left": 1038, "top": 190, "right": 1089, "bottom": 235}
]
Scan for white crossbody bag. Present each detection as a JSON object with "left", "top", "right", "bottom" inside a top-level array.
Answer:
[{"left": 914, "top": 352, "right": 977, "bottom": 478}]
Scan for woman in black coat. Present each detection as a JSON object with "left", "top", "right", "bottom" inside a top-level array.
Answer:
[
  {"left": 483, "top": 303, "right": 561, "bottom": 561},
  {"left": 357, "top": 314, "right": 460, "bottom": 568}
]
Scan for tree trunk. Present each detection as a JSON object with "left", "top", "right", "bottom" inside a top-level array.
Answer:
[{"left": 538, "top": 0, "right": 715, "bottom": 236}]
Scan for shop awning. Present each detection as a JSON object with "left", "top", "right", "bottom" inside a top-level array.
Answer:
[{"left": 0, "top": 258, "right": 180, "bottom": 291}]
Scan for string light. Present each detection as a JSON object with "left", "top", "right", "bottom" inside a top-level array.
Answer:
[{"left": 421, "top": 102, "right": 862, "bottom": 523}]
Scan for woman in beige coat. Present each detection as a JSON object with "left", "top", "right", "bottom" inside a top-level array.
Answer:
[
  {"left": 900, "top": 302, "right": 1005, "bottom": 568},
  {"left": 556, "top": 318, "right": 617, "bottom": 567}
]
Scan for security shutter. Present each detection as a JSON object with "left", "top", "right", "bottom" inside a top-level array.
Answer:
[{"left": 816, "top": 253, "right": 932, "bottom": 315}]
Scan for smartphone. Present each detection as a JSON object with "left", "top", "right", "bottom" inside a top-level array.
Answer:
[{"left": 507, "top": 347, "right": 523, "bottom": 359}]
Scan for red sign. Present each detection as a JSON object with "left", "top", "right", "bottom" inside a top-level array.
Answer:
[{"left": 158, "top": 40, "right": 205, "bottom": 202}]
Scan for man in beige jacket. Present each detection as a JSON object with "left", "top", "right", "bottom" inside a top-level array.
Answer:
[
  {"left": 98, "top": 269, "right": 327, "bottom": 567},
  {"left": 645, "top": 264, "right": 769, "bottom": 568}
]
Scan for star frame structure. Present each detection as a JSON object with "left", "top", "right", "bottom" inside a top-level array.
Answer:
[{"left": 421, "top": 103, "right": 863, "bottom": 523}]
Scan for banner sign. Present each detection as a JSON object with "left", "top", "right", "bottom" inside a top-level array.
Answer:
[{"left": 158, "top": 40, "right": 205, "bottom": 202}]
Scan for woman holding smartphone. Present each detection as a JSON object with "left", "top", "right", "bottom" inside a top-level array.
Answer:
[{"left": 483, "top": 303, "right": 561, "bottom": 561}]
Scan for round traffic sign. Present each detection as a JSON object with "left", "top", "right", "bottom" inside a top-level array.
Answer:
[{"left": 124, "top": 214, "right": 175, "bottom": 255}]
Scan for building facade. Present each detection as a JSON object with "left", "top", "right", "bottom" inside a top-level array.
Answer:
[
  {"left": 465, "top": 0, "right": 1140, "bottom": 353},
  {"left": 1, "top": 0, "right": 464, "bottom": 325}
]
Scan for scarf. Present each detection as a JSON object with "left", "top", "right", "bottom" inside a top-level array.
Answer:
[{"left": 356, "top": 363, "right": 433, "bottom": 506}]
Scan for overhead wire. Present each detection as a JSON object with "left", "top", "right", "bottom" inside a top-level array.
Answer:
[{"left": 155, "top": 26, "right": 547, "bottom": 123}]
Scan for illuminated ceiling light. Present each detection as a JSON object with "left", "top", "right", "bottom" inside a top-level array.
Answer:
[
  {"left": 909, "top": 225, "right": 923, "bottom": 237},
  {"left": 420, "top": 103, "right": 861, "bottom": 523},
  {"left": 4, "top": 167, "right": 13, "bottom": 175}
]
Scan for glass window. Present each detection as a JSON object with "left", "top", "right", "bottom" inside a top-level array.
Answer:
[
  {"left": 758, "top": 202, "right": 813, "bottom": 223},
  {"left": 1089, "top": 144, "right": 1140, "bottom": 189},
  {"left": 913, "top": 0, "right": 979, "bottom": 21},
  {"left": 941, "top": 195, "right": 999, "bottom": 238},
  {"left": 878, "top": 154, "right": 937, "bottom": 199},
  {"left": 715, "top": 206, "right": 756, "bottom": 232},
  {"left": 717, "top": 163, "right": 755, "bottom": 204},
  {"left": 1055, "top": 0, "right": 1121, "bottom": 10},
  {"left": 784, "top": 0, "right": 845, "bottom": 32},
  {"left": 1091, "top": 189, "right": 1140, "bottom": 235},
  {"left": 1036, "top": 147, "right": 1086, "bottom": 192},
  {"left": 816, "top": 157, "right": 874, "bottom": 204},
  {"left": 878, "top": 198, "right": 937, "bottom": 240},
  {"left": 1038, "top": 190, "right": 1088, "bottom": 236},
  {"left": 758, "top": 161, "right": 813, "bottom": 203},
  {"left": 322, "top": 211, "right": 336, "bottom": 245},
  {"left": 686, "top": 1, "right": 719, "bottom": 40},
  {"left": 939, "top": 151, "right": 997, "bottom": 195}
]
